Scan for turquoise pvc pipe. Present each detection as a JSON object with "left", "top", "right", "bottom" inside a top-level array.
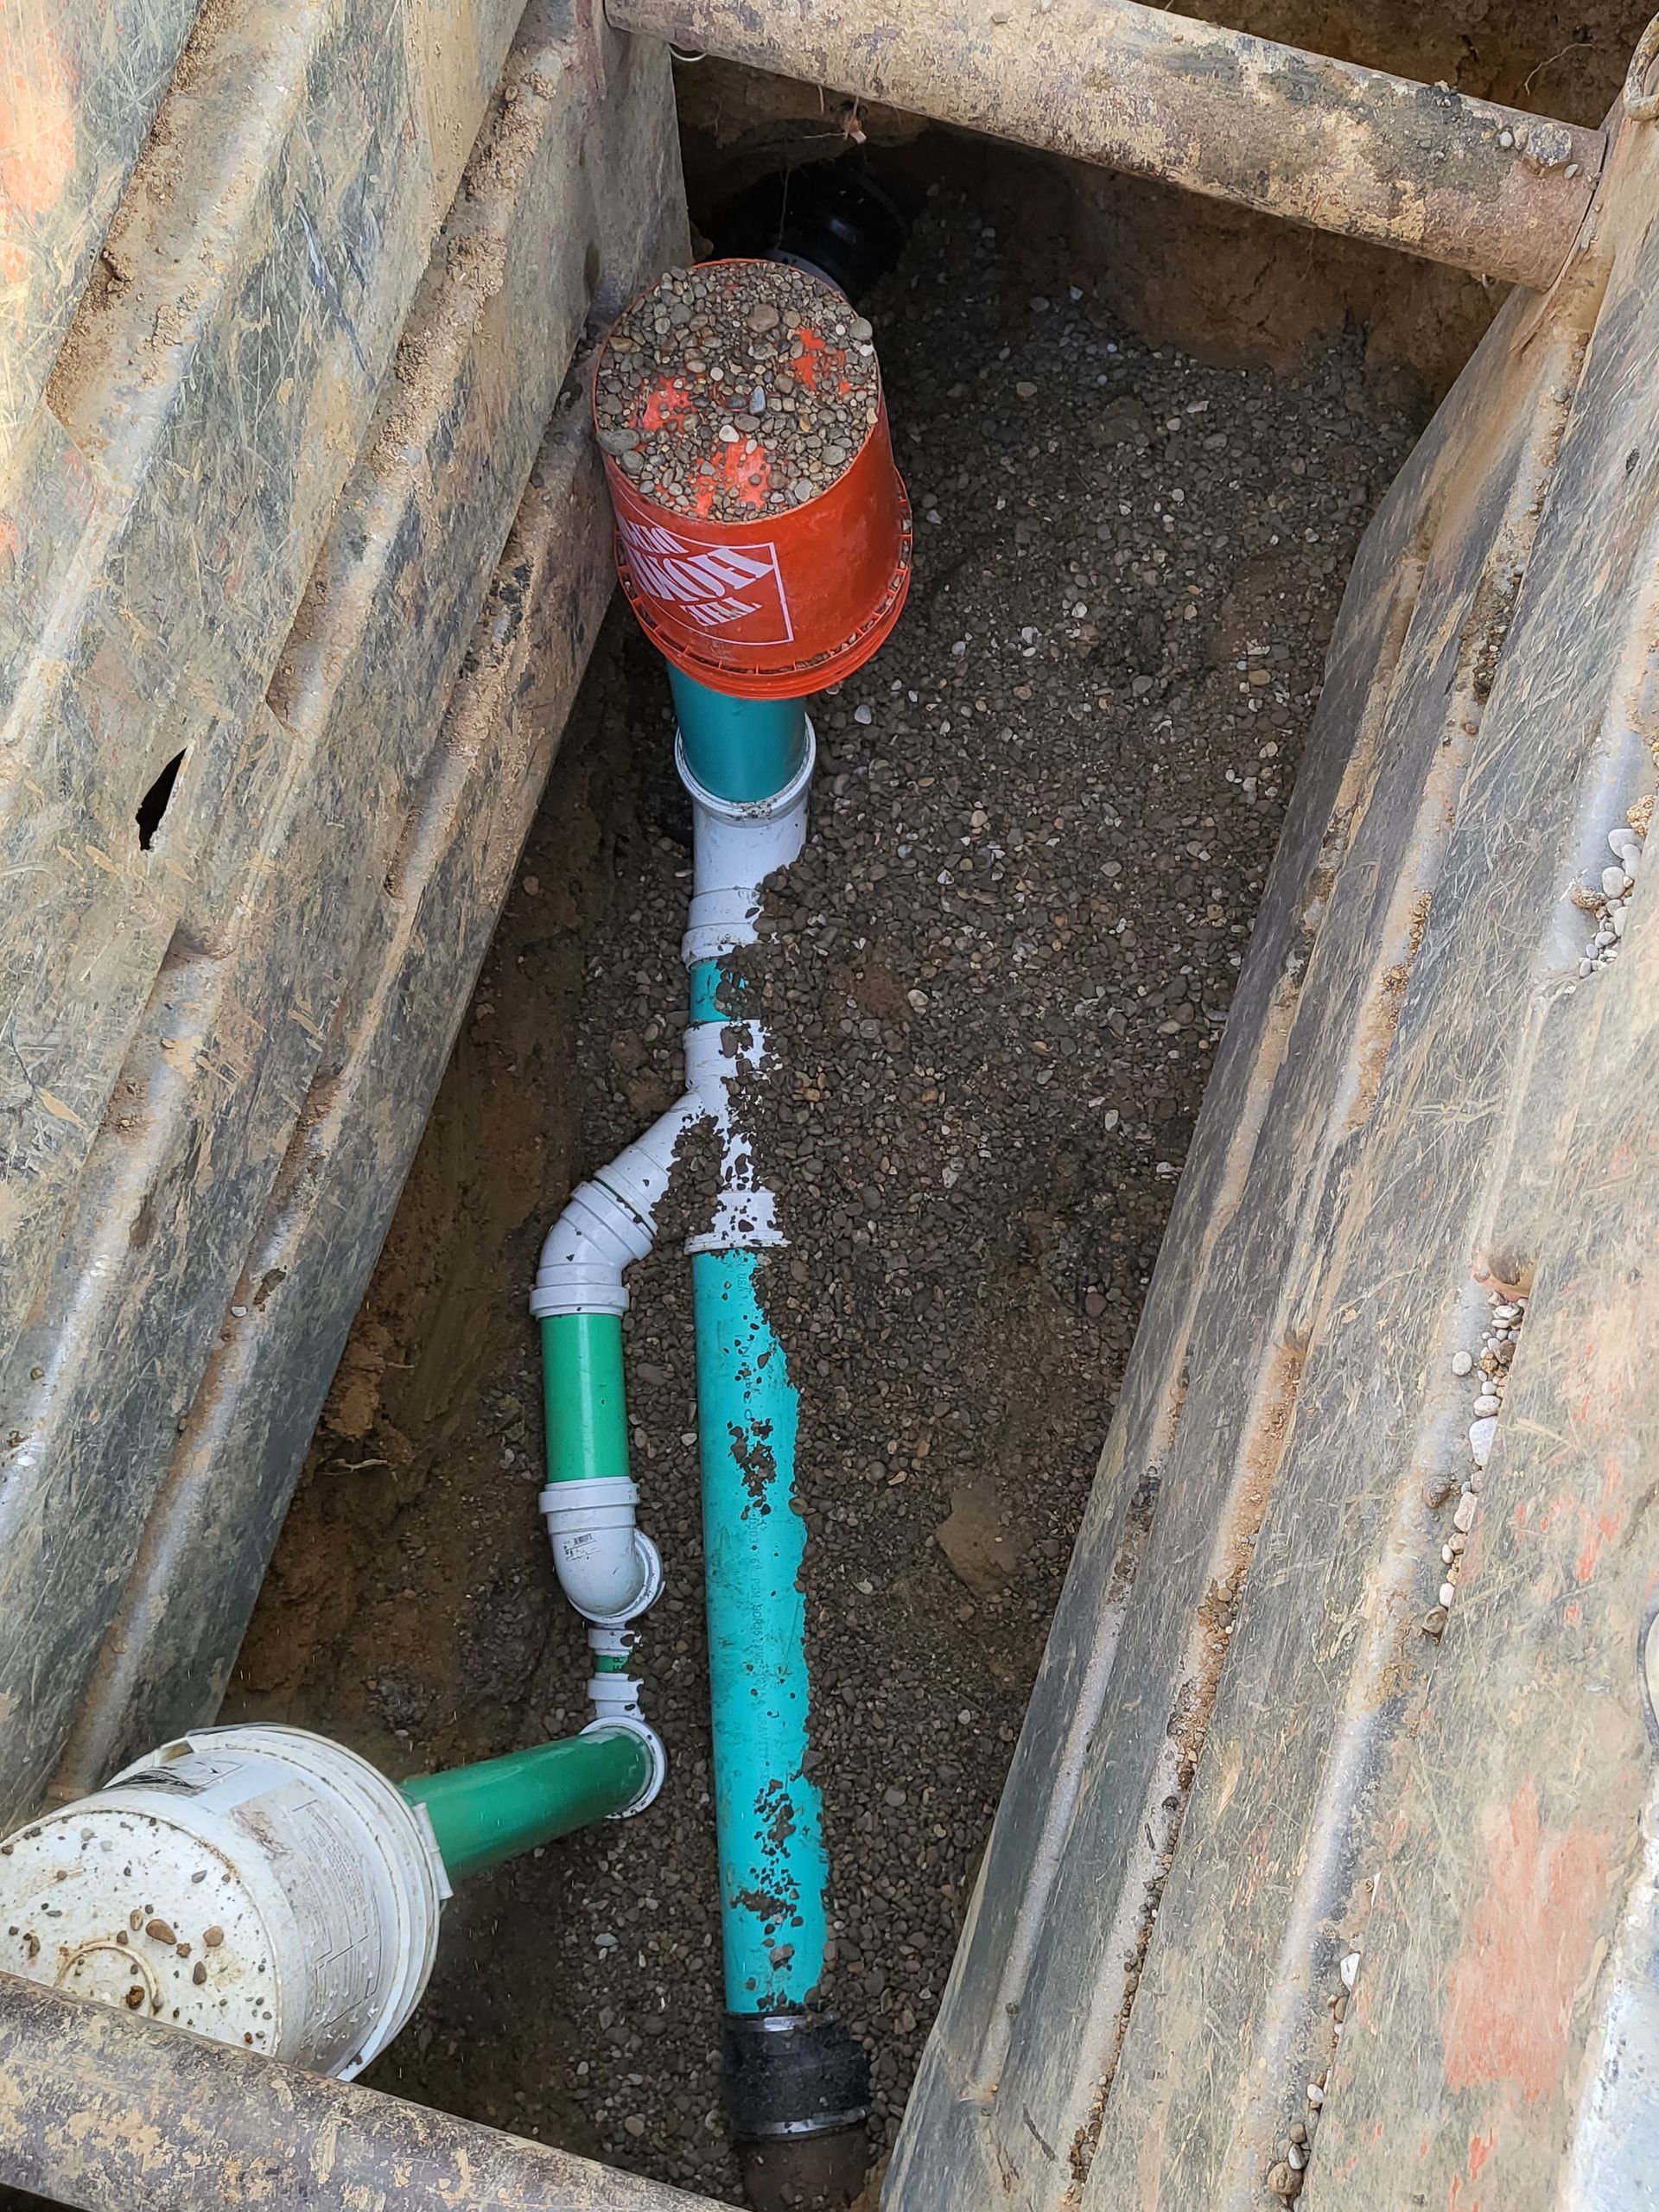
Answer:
[
  {"left": 692, "top": 1245, "right": 829, "bottom": 2012},
  {"left": 669, "top": 665, "right": 807, "bottom": 805},
  {"left": 400, "top": 1727, "right": 651, "bottom": 1883}
]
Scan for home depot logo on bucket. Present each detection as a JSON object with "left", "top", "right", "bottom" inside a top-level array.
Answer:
[{"left": 613, "top": 505, "right": 794, "bottom": 647}]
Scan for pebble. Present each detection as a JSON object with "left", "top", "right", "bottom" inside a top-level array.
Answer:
[
  {"left": 1602, "top": 866, "right": 1632, "bottom": 899},
  {"left": 1469, "top": 1416, "right": 1497, "bottom": 1469},
  {"left": 1471, "top": 1392, "right": 1501, "bottom": 1417},
  {"left": 1451, "top": 1350, "right": 1472, "bottom": 1376},
  {"left": 595, "top": 264, "right": 880, "bottom": 523},
  {"left": 1452, "top": 1491, "right": 1478, "bottom": 1533},
  {"left": 1439, "top": 1580, "right": 1457, "bottom": 1609},
  {"left": 1338, "top": 1951, "right": 1359, "bottom": 1989}
]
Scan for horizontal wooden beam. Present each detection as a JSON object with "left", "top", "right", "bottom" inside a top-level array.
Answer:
[
  {"left": 0, "top": 1974, "right": 716, "bottom": 2212},
  {"left": 607, "top": 0, "right": 1607, "bottom": 289}
]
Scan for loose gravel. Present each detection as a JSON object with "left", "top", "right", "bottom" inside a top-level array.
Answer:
[
  {"left": 234, "top": 184, "right": 1414, "bottom": 2202},
  {"left": 595, "top": 263, "right": 881, "bottom": 518}
]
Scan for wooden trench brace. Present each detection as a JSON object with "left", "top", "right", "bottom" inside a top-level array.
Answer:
[{"left": 7, "top": 3, "right": 1659, "bottom": 2208}]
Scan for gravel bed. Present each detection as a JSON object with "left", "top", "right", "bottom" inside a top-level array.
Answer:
[
  {"left": 233, "top": 183, "right": 1413, "bottom": 2203},
  {"left": 596, "top": 262, "right": 880, "bottom": 518},
  {"left": 544, "top": 189, "right": 1409, "bottom": 2192}
]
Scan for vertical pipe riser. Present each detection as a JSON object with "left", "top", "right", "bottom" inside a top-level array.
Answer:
[{"left": 693, "top": 1246, "right": 830, "bottom": 2014}]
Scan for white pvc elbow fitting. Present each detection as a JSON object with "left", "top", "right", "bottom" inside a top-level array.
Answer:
[
  {"left": 531, "top": 1095, "right": 703, "bottom": 1320},
  {"left": 540, "top": 1477, "right": 664, "bottom": 1624}
]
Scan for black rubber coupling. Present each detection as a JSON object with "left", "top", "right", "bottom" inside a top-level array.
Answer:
[{"left": 721, "top": 2009, "right": 871, "bottom": 2145}]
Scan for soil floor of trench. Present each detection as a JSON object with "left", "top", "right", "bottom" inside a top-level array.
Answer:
[{"left": 228, "top": 182, "right": 1414, "bottom": 2202}]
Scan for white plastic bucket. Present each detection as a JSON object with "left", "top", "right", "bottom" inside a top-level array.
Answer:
[{"left": 0, "top": 1724, "right": 448, "bottom": 2076}]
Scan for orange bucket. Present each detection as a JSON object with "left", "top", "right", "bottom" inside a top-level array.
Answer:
[{"left": 594, "top": 263, "right": 912, "bottom": 702}]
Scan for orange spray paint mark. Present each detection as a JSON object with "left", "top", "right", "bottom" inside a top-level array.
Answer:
[
  {"left": 1442, "top": 1780, "right": 1609, "bottom": 2101},
  {"left": 639, "top": 378, "right": 695, "bottom": 433},
  {"left": 1, "top": 29, "right": 78, "bottom": 317},
  {"left": 1, "top": 34, "right": 77, "bottom": 221},
  {"left": 689, "top": 440, "right": 771, "bottom": 518},
  {"left": 1573, "top": 1461, "right": 1624, "bottom": 1585}
]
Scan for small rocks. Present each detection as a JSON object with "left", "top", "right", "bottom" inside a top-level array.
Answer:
[
  {"left": 594, "top": 263, "right": 881, "bottom": 523},
  {"left": 1578, "top": 823, "right": 1643, "bottom": 975},
  {"left": 1338, "top": 1950, "right": 1359, "bottom": 1990},
  {"left": 1267, "top": 2159, "right": 1305, "bottom": 2199},
  {"left": 1433, "top": 1293, "right": 1528, "bottom": 1628}
]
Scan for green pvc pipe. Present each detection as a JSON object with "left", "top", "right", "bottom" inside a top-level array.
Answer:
[
  {"left": 400, "top": 1729, "right": 652, "bottom": 1882},
  {"left": 670, "top": 664, "right": 808, "bottom": 804},
  {"left": 541, "top": 1312, "right": 628, "bottom": 1485}
]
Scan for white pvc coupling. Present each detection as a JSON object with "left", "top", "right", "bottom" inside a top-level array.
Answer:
[
  {"left": 584, "top": 1635, "right": 668, "bottom": 1816},
  {"left": 540, "top": 1475, "right": 664, "bottom": 1624},
  {"left": 680, "top": 722, "right": 815, "bottom": 968}
]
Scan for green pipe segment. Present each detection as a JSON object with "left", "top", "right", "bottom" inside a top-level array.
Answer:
[
  {"left": 540, "top": 1312, "right": 628, "bottom": 1486},
  {"left": 670, "top": 664, "right": 807, "bottom": 804},
  {"left": 693, "top": 1245, "right": 830, "bottom": 2012},
  {"left": 401, "top": 1729, "right": 652, "bottom": 1882}
]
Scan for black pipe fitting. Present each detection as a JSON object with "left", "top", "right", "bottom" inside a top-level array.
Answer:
[
  {"left": 722, "top": 2009, "right": 870, "bottom": 2143},
  {"left": 723, "top": 2012, "right": 872, "bottom": 2210}
]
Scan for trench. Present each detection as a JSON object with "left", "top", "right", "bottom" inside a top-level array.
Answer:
[{"left": 219, "top": 20, "right": 1634, "bottom": 2204}]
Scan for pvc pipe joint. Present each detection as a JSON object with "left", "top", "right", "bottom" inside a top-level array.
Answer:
[
  {"left": 531, "top": 1180, "right": 651, "bottom": 1319},
  {"left": 531, "top": 1096, "right": 702, "bottom": 1320},
  {"left": 584, "top": 1656, "right": 668, "bottom": 1816},
  {"left": 539, "top": 1475, "right": 664, "bottom": 1624},
  {"left": 680, "top": 723, "right": 815, "bottom": 969}
]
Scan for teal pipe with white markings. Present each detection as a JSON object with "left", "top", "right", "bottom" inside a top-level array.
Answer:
[{"left": 692, "top": 1246, "right": 826, "bottom": 2010}]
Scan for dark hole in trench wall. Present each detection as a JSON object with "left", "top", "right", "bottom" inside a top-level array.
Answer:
[{"left": 137, "top": 751, "right": 187, "bottom": 850}]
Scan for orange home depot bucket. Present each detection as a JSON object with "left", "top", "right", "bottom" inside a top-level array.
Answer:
[{"left": 594, "top": 263, "right": 912, "bottom": 702}]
